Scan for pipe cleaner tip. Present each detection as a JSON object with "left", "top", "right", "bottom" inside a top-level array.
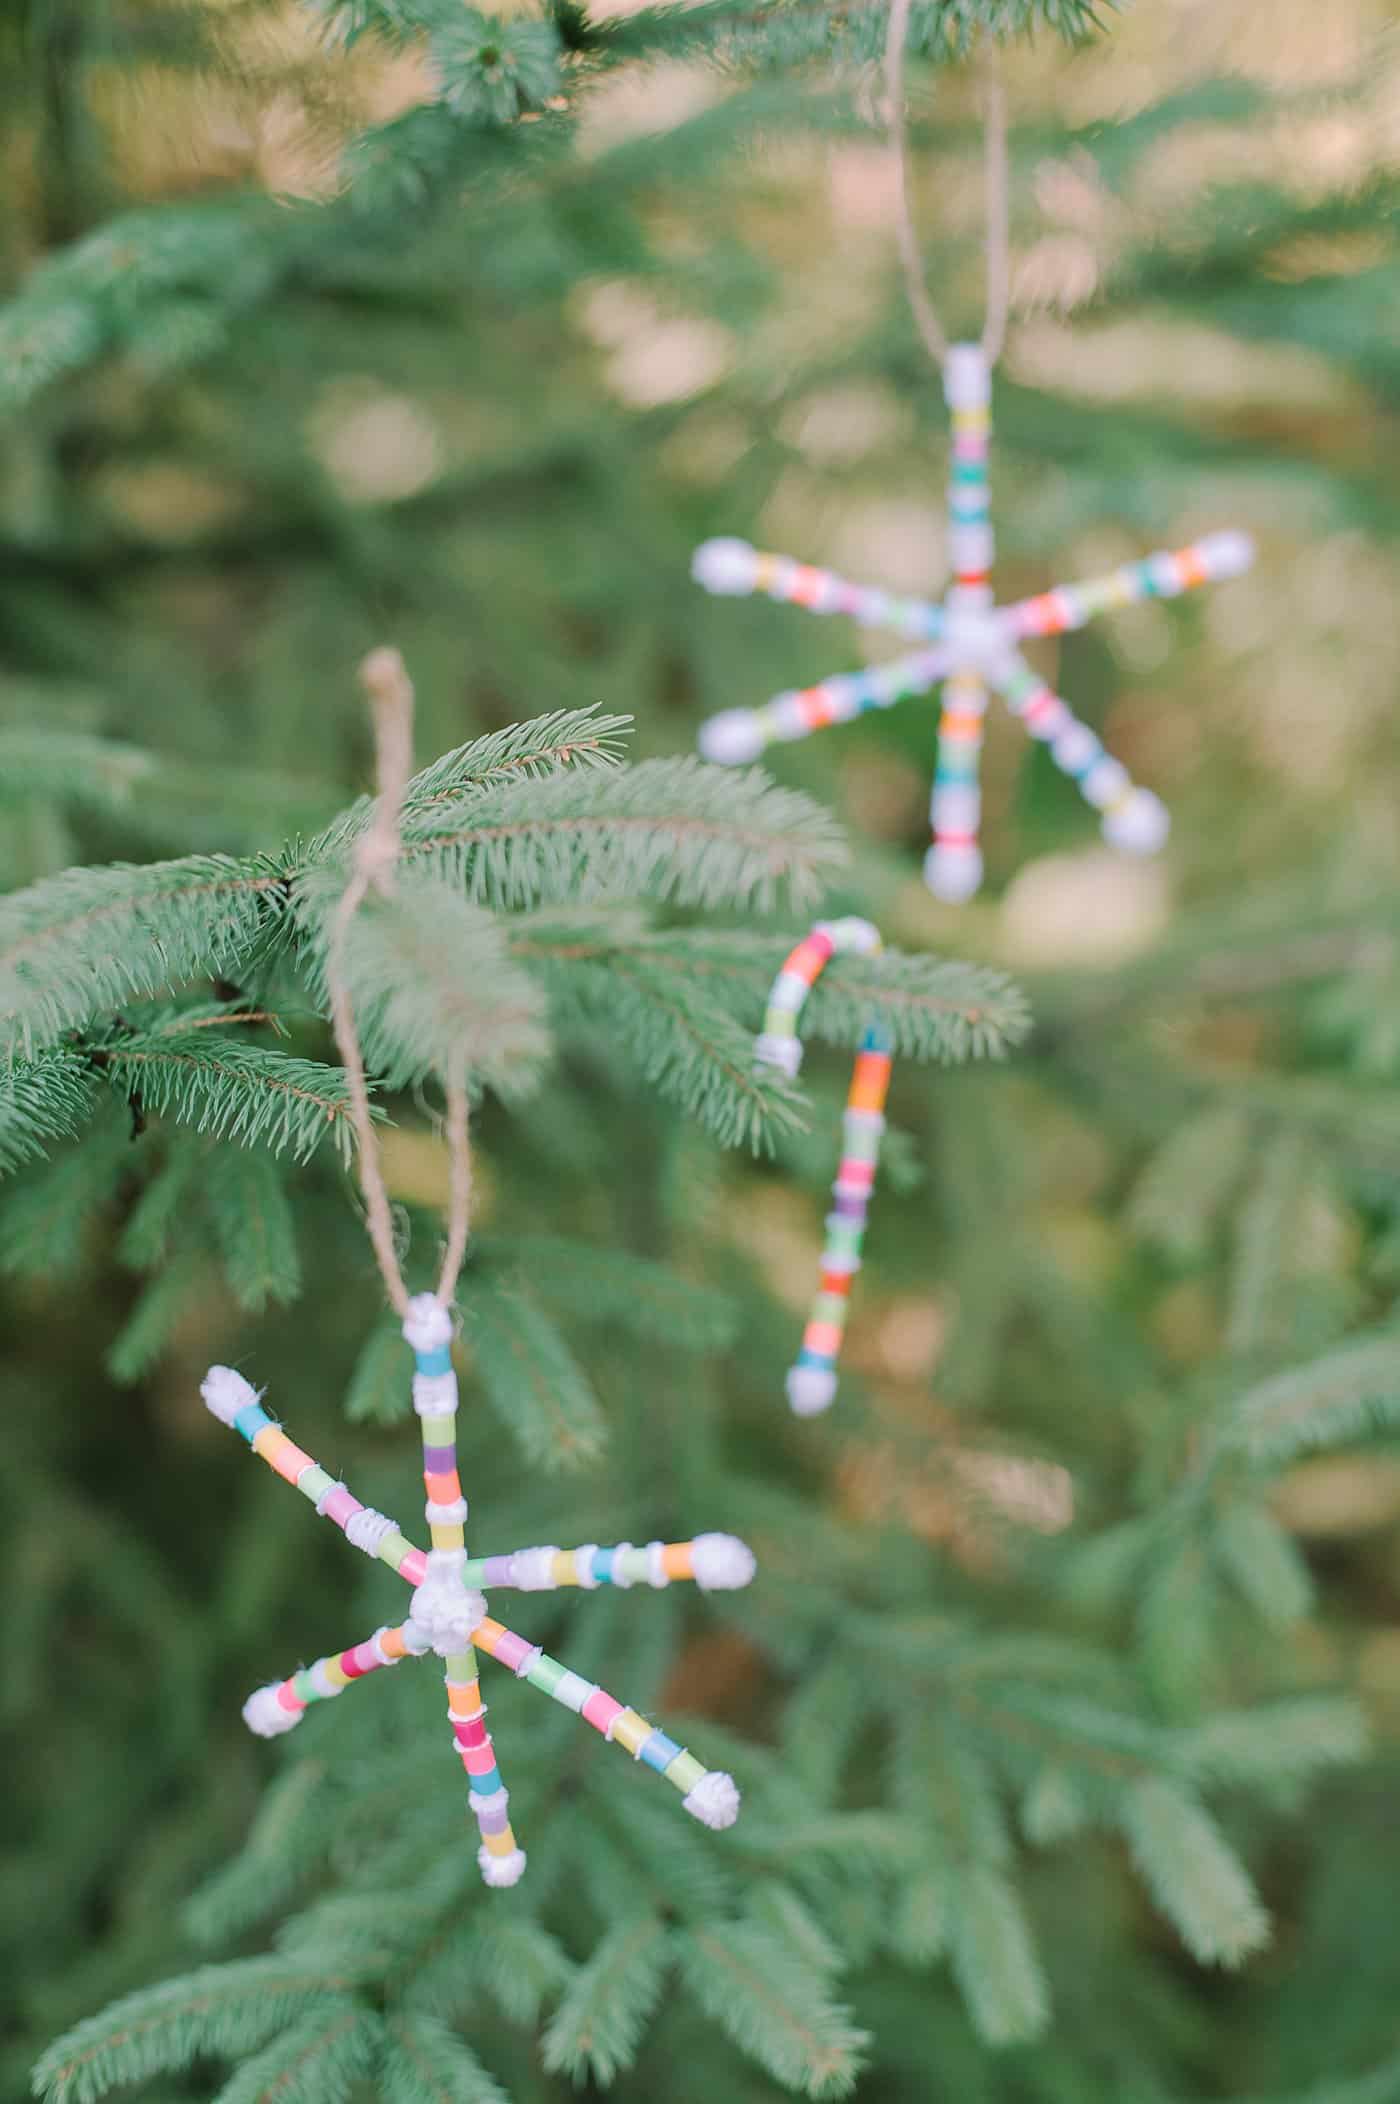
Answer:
[
  {"left": 698, "top": 708, "right": 766, "bottom": 765},
  {"left": 402, "top": 1294, "right": 453, "bottom": 1353},
  {"left": 1102, "top": 788, "right": 1170, "bottom": 855},
  {"left": 786, "top": 1365, "right": 838, "bottom": 1416},
  {"left": 683, "top": 1771, "right": 740, "bottom": 1830},
  {"left": 478, "top": 1846, "right": 527, "bottom": 1887},
  {"left": 201, "top": 1364, "right": 260, "bottom": 1425},
  {"left": 692, "top": 537, "right": 757, "bottom": 594},
  {"left": 923, "top": 841, "right": 984, "bottom": 903},
  {"left": 1197, "top": 528, "right": 1256, "bottom": 578},
  {"left": 242, "top": 1684, "right": 302, "bottom": 1737},
  {"left": 691, "top": 1533, "right": 757, "bottom": 1591},
  {"left": 827, "top": 916, "right": 882, "bottom": 954}
]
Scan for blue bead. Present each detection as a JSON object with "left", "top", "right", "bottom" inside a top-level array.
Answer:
[
  {"left": 234, "top": 1403, "right": 270, "bottom": 1444},
  {"left": 591, "top": 1548, "right": 614, "bottom": 1585},
  {"left": 641, "top": 1730, "right": 682, "bottom": 1773},
  {"left": 415, "top": 1346, "right": 453, "bottom": 1376},
  {"left": 796, "top": 1347, "right": 836, "bottom": 1372}
]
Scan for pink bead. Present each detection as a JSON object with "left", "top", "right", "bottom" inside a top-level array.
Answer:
[
  {"left": 322, "top": 1486, "right": 361, "bottom": 1529},
  {"left": 582, "top": 1690, "right": 624, "bottom": 1737}
]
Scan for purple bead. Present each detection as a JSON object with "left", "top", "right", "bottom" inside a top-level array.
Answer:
[
  {"left": 422, "top": 1444, "right": 456, "bottom": 1472},
  {"left": 476, "top": 1799, "right": 510, "bottom": 1833},
  {"left": 483, "top": 1556, "right": 514, "bottom": 1586},
  {"left": 831, "top": 1193, "right": 866, "bottom": 1221}
]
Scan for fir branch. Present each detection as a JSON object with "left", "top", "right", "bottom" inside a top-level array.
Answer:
[
  {"left": 548, "top": 951, "right": 804, "bottom": 1151},
  {"left": 0, "top": 1111, "right": 131, "bottom": 1270},
  {"left": 207, "top": 1150, "right": 303, "bottom": 1312},
  {"left": 946, "top": 1864, "right": 1050, "bottom": 2047},
  {"left": 675, "top": 1922, "right": 869, "bottom": 2099},
  {"left": 463, "top": 1274, "right": 607, "bottom": 1470},
  {"left": 0, "top": 1049, "right": 97, "bottom": 1174},
  {"left": 402, "top": 706, "right": 633, "bottom": 807},
  {"left": 0, "top": 855, "right": 279, "bottom": 1060},
  {"left": 478, "top": 1234, "right": 739, "bottom": 1351},
  {"left": 1120, "top": 1778, "right": 1270, "bottom": 1968},
  {"left": 91, "top": 1031, "right": 361, "bottom": 1163},
  {"left": 1224, "top": 1329, "right": 1400, "bottom": 1463},
  {"left": 395, "top": 758, "right": 847, "bottom": 915},
  {"left": 379, "top": 2012, "right": 508, "bottom": 2104},
  {"left": 294, "top": 868, "right": 550, "bottom": 1094},
  {"left": 540, "top": 1910, "right": 671, "bottom": 2085},
  {"left": 30, "top": 1960, "right": 360, "bottom": 2104},
  {"left": 214, "top": 2001, "right": 382, "bottom": 2104},
  {"left": 185, "top": 1763, "right": 333, "bottom": 1948},
  {"left": 1175, "top": 1698, "right": 1367, "bottom": 1792},
  {"left": 514, "top": 922, "right": 1030, "bottom": 1065}
]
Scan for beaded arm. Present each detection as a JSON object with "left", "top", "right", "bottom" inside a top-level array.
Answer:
[{"left": 754, "top": 919, "right": 893, "bottom": 1415}]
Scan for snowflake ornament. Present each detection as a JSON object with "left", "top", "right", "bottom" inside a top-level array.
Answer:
[
  {"left": 695, "top": 343, "right": 1254, "bottom": 902},
  {"left": 203, "top": 1293, "right": 754, "bottom": 1888}
]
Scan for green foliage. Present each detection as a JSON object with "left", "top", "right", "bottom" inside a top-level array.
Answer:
[{"left": 6, "top": 0, "right": 1400, "bottom": 2099}]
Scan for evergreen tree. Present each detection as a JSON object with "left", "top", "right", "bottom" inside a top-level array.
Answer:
[{"left": 4, "top": 0, "right": 1400, "bottom": 2100}]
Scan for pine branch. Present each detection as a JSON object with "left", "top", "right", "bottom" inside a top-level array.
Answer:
[
  {"left": 207, "top": 1150, "right": 302, "bottom": 1311},
  {"left": 30, "top": 1960, "right": 361, "bottom": 2104},
  {"left": 463, "top": 1273, "right": 607, "bottom": 1470},
  {"left": 675, "top": 1922, "right": 869, "bottom": 2099},
  {"left": 0, "top": 855, "right": 278, "bottom": 1060},
  {"left": 478, "top": 1234, "right": 738, "bottom": 1352},
  {"left": 294, "top": 869, "right": 549, "bottom": 1094},
  {"left": 379, "top": 2012, "right": 508, "bottom": 2104},
  {"left": 1175, "top": 1698, "right": 1367, "bottom": 1792},
  {"left": 1224, "top": 1329, "right": 1400, "bottom": 1462},
  {"left": 1119, "top": 1778, "right": 1270, "bottom": 1968},
  {"left": 214, "top": 2002, "right": 381, "bottom": 2104},
  {"left": 393, "top": 758, "right": 847, "bottom": 915},
  {"left": 946, "top": 1864, "right": 1050, "bottom": 2047},
  {"left": 91, "top": 1028, "right": 361, "bottom": 1163},
  {"left": 0, "top": 1049, "right": 97, "bottom": 1173},
  {"left": 540, "top": 1910, "right": 671, "bottom": 2085}
]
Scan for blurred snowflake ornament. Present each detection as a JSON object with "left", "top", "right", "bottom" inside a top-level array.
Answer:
[
  {"left": 695, "top": 342, "right": 1253, "bottom": 902},
  {"left": 204, "top": 1295, "right": 754, "bottom": 1888}
]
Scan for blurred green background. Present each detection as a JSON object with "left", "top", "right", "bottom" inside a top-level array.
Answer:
[{"left": 4, "top": 0, "right": 1400, "bottom": 2097}]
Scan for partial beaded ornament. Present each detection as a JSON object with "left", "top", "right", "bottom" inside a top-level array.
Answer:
[
  {"left": 693, "top": 340, "right": 1254, "bottom": 901},
  {"left": 204, "top": 1295, "right": 756, "bottom": 1888},
  {"left": 755, "top": 919, "right": 892, "bottom": 1415}
]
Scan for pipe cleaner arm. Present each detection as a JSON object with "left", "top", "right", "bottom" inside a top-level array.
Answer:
[
  {"left": 693, "top": 537, "right": 944, "bottom": 640},
  {"left": 985, "top": 649, "right": 1169, "bottom": 854},
  {"left": 471, "top": 1615, "right": 740, "bottom": 1831},
  {"left": 753, "top": 919, "right": 893, "bottom": 1414},
  {"left": 1002, "top": 530, "right": 1255, "bottom": 642},
  {"left": 698, "top": 642, "right": 957, "bottom": 765},
  {"left": 460, "top": 1537, "right": 757, "bottom": 1592},
  {"left": 201, "top": 1367, "right": 428, "bottom": 1587}
]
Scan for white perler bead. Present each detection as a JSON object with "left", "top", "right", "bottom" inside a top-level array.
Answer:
[
  {"left": 1195, "top": 529, "right": 1255, "bottom": 579},
  {"left": 754, "top": 1031, "right": 802, "bottom": 1080},
  {"left": 932, "top": 783, "right": 981, "bottom": 832},
  {"left": 478, "top": 1846, "right": 527, "bottom": 1887},
  {"left": 402, "top": 1294, "right": 453, "bottom": 1354},
  {"left": 508, "top": 1546, "right": 560, "bottom": 1591},
  {"left": 691, "top": 1533, "right": 757, "bottom": 1591},
  {"left": 412, "top": 1371, "right": 458, "bottom": 1418},
  {"left": 942, "top": 342, "right": 991, "bottom": 410},
  {"left": 692, "top": 537, "right": 758, "bottom": 595},
  {"left": 609, "top": 1542, "right": 637, "bottom": 1588},
  {"left": 1050, "top": 723, "right": 1099, "bottom": 773},
  {"left": 947, "top": 523, "right": 994, "bottom": 576},
  {"left": 1081, "top": 756, "right": 1130, "bottom": 810},
  {"left": 574, "top": 1544, "right": 601, "bottom": 1589},
  {"left": 924, "top": 841, "right": 984, "bottom": 904},
  {"left": 786, "top": 1365, "right": 838, "bottom": 1416},
  {"left": 201, "top": 1365, "right": 259, "bottom": 1426},
  {"left": 682, "top": 1771, "right": 741, "bottom": 1830},
  {"left": 646, "top": 1541, "right": 670, "bottom": 1589},
  {"left": 243, "top": 1684, "right": 301, "bottom": 1737},
  {"left": 698, "top": 709, "right": 766, "bottom": 765},
  {"left": 1102, "top": 787, "right": 1170, "bottom": 855},
  {"left": 409, "top": 1576, "right": 486, "bottom": 1656}
]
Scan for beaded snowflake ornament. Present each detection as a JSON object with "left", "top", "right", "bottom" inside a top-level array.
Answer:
[
  {"left": 695, "top": 342, "right": 1254, "bottom": 902},
  {"left": 755, "top": 919, "right": 892, "bottom": 1415},
  {"left": 202, "top": 1294, "right": 754, "bottom": 1888}
]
